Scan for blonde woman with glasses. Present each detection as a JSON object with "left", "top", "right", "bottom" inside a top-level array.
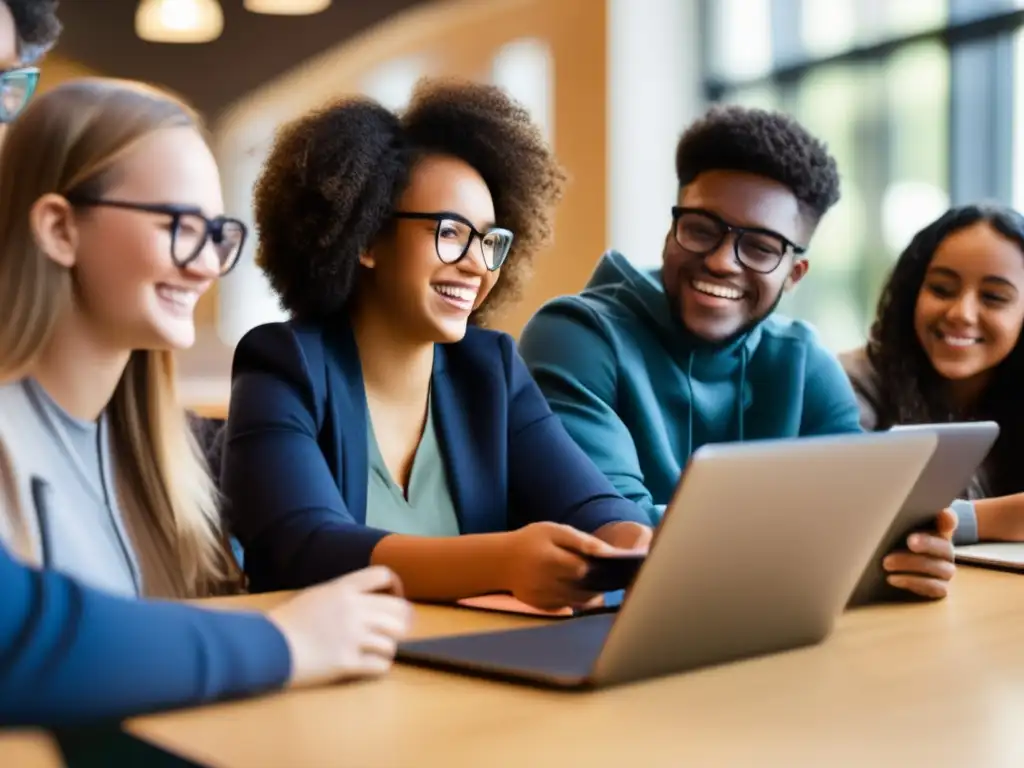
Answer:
[{"left": 0, "top": 73, "right": 409, "bottom": 725}]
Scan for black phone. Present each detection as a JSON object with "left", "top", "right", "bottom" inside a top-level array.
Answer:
[{"left": 578, "top": 552, "right": 646, "bottom": 592}]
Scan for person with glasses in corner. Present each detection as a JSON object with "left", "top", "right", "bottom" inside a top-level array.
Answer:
[
  {"left": 518, "top": 105, "right": 957, "bottom": 600},
  {"left": 0, "top": 2, "right": 409, "bottom": 726},
  {"left": 220, "top": 79, "right": 652, "bottom": 610}
]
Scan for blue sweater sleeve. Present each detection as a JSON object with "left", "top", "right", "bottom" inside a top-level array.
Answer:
[
  {"left": 949, "top": 499, "right": 980, "bottom": 545},
  {"left": 223, "top": 324, "right": 391, "bottom": 590},
  {"left": 518, "top": 304, "right": 660, "bottom": 523},
  {"left": 0, "top": 543, "right": 290, "bottom": 727},
  {"left": 502, "top": 335, "right": 649, "bottom": 531},
  {"left": 800, "top": 340, "right": 864, "bottom": 436}
]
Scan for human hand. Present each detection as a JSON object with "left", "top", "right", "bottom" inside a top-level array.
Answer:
[
  {"left": 593, "top": 521, "right": 653, "bottom": 552},
  {"left": 501, "top": 522, "right": 617, "bottom": 610},
  {"left": 268, "top": 566, "right": 412, "bottom": 688},
  {"left": 883, "top": 507, "right": 957, "bottom": 599}
]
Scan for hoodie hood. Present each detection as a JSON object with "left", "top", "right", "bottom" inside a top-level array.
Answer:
[
  {"left": 582, "top": 250, "right": 764, "bottom": 371},
  {"left": 579, "top": 250, "right": 767, "bottom": 457}
]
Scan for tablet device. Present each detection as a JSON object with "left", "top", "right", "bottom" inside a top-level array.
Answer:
[{"left": 846, "top": 421, "right": 998, "bottom": 606}]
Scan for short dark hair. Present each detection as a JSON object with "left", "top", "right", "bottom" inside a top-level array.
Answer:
[
  {"left": 254, "top": 77, "right": 567, "bottom": 326},
  {"left": 5, "top": 0, "right": 61, "bottom": 62},
  {"left": 675, "top": 104, "right": 841, "bottom": 224}
]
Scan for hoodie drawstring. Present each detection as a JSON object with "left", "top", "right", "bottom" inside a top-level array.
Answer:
[
  {"left": 685, "top": 351, "right": 695, "bottom": 460},
  {"left": 736, "top": 343, "right": 747, "bottom": 442}
]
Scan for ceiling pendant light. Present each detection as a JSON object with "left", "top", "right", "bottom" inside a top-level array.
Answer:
[
  {"left": 135, "top": 0, "right": 224, "bottom": 44},
  {"left": 243, "top": 0, "right": 331, "bottom": 15}
]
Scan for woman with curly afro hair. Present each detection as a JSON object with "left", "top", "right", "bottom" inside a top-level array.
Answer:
[
  {"left": 842, "top": 203, "right": 1024, "bottom": 548},
  {"left": 222, "top": 78, "right": 652, "bottom": 610}
]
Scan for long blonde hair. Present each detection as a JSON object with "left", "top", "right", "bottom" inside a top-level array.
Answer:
[{"left": 0, "top": 78, "right": 240, "bottom": 598}]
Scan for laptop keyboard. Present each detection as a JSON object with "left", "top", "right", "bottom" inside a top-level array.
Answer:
[{"left": 398, "top": 613, "right": 616, "bottom": 683}]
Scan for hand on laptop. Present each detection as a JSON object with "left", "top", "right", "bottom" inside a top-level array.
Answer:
[
  {"left": 502, "top": 522, "right": 618, "bottom": 610},
  {"left": 269, "top": 565, "right": 413, "bottom": 688},
  {"left": 882, "top": 507, "right": 958, "bottom": 599}
]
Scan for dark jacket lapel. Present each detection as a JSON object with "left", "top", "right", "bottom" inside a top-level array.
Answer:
[
  {"left": 430, "top": 344, "right": 504, "bottom": 534},
  {"left": 322, "top": 323, "right": 369, "bottom": 524}
]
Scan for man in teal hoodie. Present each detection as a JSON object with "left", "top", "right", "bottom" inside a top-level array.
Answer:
[{"left": 519, "top": 105, "right": 957, "bottom": 600}]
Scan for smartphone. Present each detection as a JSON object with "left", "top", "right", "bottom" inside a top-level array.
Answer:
[{"left": 578, "top": 551, "right": 646, "bottom": 592}]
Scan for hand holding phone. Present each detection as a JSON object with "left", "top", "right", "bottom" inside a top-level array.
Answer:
[{"left": 578, "top": 550, "right": 646, "bottom": 592}]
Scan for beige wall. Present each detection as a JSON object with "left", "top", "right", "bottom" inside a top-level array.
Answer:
[
  {"left": 216, "top": 0, "right": 608, "bottom": 339},
  {"left": 36, "top": 53, "right": 95, "bottom": 94}
]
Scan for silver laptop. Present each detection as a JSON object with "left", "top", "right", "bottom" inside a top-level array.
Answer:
[
  {"left": 397, "top": 431, "right": 936, "bottom": 689},
  {"left": 956, "top": 544, "right": 1024, "bottom": 570},
  {"left": 846, "top": 421, "right": 999, "bottom": 605}
]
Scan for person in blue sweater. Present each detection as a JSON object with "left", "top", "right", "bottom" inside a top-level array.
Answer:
[
  {"left": 0, "top": 2, "right": 409, "bottom": 726},
  {"left": 519, "top": 105, "right": 957, "bottom": 600},
  {"left": 221, "top": 80, "right": 651, "bottom": 610}
]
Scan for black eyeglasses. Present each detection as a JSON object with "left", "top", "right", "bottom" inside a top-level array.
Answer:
[
  {"left": 65, "top": 196, "right": 247, "bottom": 276},
  {"left": 0, "top": 66, "right": 39, "bottom": 123},
  {"left": 393, "top": 211, "right": 514, "bottom": 272},
  {"left": 671, "top": 206, "right": 806, "bottom": 274}
]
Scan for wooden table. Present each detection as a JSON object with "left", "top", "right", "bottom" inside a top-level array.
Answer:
[{"left": 7, "top": 567, "right": 1024, "bottom": 766}]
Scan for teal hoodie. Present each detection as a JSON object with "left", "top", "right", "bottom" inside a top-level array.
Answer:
[{"left": 518, "top": 250, "right": 863, "bottom": 523}]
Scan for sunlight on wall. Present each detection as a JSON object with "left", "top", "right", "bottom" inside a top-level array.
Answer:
[
  {"left": 607, "top": 0, "right": 702, "bottom": 267},
  {"left": 491, "top": 38, "right": 553, "bottom": 145},
  {"left": 361, "top": 55, "right": 427, "bottom": 111}
]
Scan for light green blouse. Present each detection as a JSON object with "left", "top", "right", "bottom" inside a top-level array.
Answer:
[{"left": 365, "top": 395, "right": 461, "bottom": 537}]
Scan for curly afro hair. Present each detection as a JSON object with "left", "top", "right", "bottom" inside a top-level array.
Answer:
[
  {"left": 5, "top": 0, "right": 61, "bottom": 62},
  {"left": 675, "top": 104, "right": 840, "bottom": 224},
  {"left": 867, "top": 203, "right": 1024, "bottom": 495},
  {"left": 253, "top": 77, "right": 567, "bottom": 326}
]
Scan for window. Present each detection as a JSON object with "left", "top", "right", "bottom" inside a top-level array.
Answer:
[{"left": 701, "top": 0, "right": 1024, "bottom": 351}]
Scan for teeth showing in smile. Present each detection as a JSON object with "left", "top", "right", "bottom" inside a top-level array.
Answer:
[
  {"left": 434, "top": 284, "right": 477, "bottom": 304},
  {"left": 156, "top": 285, "right": 199, "bottom": 311},
  {"left": 692, "top": 279, "right": 743, "bottom": 300},
  {"left": 938, "top": 332, "right": 981, "bottom": 347}
]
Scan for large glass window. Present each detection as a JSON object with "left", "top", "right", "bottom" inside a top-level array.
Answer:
[{"left": 702, "top": 0, "right": 1023, "bottom": 352}]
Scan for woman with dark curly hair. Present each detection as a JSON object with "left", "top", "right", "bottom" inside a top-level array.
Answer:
[
  {"left": 841, "top": 203, "right": 1024, "bottom": 545},
  {"left": 221, "top": 78, "right": 652, "bottom": 610}
]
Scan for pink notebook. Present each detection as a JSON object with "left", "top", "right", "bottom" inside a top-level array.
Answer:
[{"left": 455, "top": 594, "right": 586, "bottom": 618}]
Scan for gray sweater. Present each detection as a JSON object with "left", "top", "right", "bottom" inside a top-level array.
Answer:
[
  {"left": 839, "top": 346, "right": 980, "bottom": 545},
  {"left": 0, "top": 379, "right": 141, "bottom": 596}
]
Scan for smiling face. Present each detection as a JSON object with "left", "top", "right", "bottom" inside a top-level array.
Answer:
[
  {"left": 34, "top": 126, "right": 226, "bottom": 351},
  {"left": 359, "top": 153, "right": 501, "bottom": 344},
  {"left": 914, "top": 221, "right": 1024, "bottom": 391},
  {"left": 662, "top": 170, "right": 813, "bottom": 342}
]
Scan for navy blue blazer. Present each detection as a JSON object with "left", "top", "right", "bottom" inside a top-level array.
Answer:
[{"left": 222, "top": 320, "right": 648, "bottom": 592}]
